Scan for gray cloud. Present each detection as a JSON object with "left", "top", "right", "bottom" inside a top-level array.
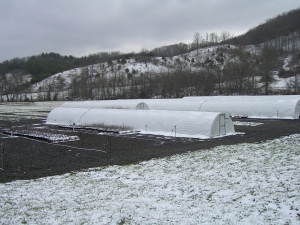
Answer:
[{"left": 0, "top": 0, "right": 299, "bottom": 61}]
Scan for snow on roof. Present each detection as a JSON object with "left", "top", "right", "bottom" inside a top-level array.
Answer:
[{"left": 46, "top": 108, "right": 235, "bottom": 138}]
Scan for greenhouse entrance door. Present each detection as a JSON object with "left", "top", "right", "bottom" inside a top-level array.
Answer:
[
  {"left": 219, "top": 114, "right": 226, "bottom": 135},
  {"left": 136, "top": 102, "right": 149, "bottom": 110},
  {"left": 297, "top": 103, "right": 300, "bottom": 119}
]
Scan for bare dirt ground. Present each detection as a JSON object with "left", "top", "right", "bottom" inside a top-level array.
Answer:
[{"left": 1, "top": 118, "right": 300, "bottom": 183}]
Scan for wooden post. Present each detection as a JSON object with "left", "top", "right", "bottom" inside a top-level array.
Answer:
[
  {"left": 108, "top": 135, "right": 112, "bottom": 154},
  {"left": 0, "top": 142, "right": 3, "bottom": 170},
  {"left": 109, "top": 135, "right": 112, "bottom": 153},
  {"left": 174, "top": 126, "right": 176, "bottom": 138}
]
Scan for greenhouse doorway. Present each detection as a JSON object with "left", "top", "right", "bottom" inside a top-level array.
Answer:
[
  {"left": 219, "top": 114, "right": 226, "bottom": 135},
  {"left": 136, "top": 102, "right": 149, "bottom": 110}
]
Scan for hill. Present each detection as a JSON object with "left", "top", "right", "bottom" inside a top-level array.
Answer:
[
  {"left": 1, "top": 8, "right": 300, "bottom": 101},
  {"left": 225, "top": 7, "right": 300, "bottom": 46},
  {"left": 0, "top": 42, "right": 297, "bottom": 102}
]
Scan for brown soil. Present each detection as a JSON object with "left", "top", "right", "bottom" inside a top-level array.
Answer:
[{"left": 1, "top": 118, "right": 300, "bottom": 183}]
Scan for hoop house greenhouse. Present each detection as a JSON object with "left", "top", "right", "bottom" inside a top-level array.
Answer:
[
  {"left": 61, "top": 99, "right": 202, "bottom": 111},
  {"left": 46, "top": 108, "right": 235, "bottom": 138},
  {"left": 59, "top": 95, "right": 300, "bottom": 119},
  {"left": 61, "top": 100, "right": 145, "bottom": 110},
  {"left": 183, "top": 95, "right": 300, "bottom": 119}
]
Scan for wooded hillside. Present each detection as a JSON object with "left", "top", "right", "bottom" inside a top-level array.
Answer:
[{"left": 225, "top": 8, "right": 300, "bottom": 46}]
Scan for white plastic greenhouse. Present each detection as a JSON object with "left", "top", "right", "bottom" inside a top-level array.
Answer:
[
  {"left": 46, "top": 108, "right": 235, "bottom": 138},
  {"left": 183, "top": 95, "right": 300, "bottom": 119},
  {"left": 61, "top": 99, "right": 203, "bottom": 111},
  {"left": 61, "top": 100, "right": 145, "bottom": 110},
  {"left": 60, "top": 95, "right": 300, "bottom": 119}
]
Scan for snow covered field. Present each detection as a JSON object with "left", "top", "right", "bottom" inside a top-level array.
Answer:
[
  {"left": 1, "top": 134, "right": 300, "bottom": 224},
  {"left": 0, "top": 101, "right": 64, "bottom": 121}
]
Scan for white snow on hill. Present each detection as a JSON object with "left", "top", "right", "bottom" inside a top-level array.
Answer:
[
  {"left": 27, "top": 44, "right": 297, "bottom": 98},
  {"left": 1, "top": 134, "right": 299, "bottom": 224}
]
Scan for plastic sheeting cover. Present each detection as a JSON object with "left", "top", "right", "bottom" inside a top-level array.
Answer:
[
  {"left": 61, "top": 99, "right": 204, "bottom": 111},
  {"left": 59, "top": 95, "right": 300, "bottom": 119},
  {"left": 61, "top": 100, "right": 145, "bottom": 110},
  {"left": 136, "top": 99, "right": 203, "bottom": 111},
  {"left": 184, "top": 95, "right": 300, "bottom": 119},
  {"left": 46, "top": 108, "right": 235, "bottom": 138}
]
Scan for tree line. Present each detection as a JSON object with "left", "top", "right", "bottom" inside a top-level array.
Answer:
[
  {"left": 1, "top": 41, "right": 300, "bottom": 102},
  {"left": 225, "top": 7, "right": 300, "bottom": 46}
]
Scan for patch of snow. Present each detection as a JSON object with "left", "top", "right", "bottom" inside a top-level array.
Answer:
[
  {"left": 283, "top": 56, "right": 292, "bottom": 71},
  {"left": 233, "top": 121, "right": 263, "bottom": 127},
  {"left": 233, "top": 121, "right": 264, "bottom": 126},
  {"left": 0, "top": 101, "right": 65, "bottom": 121},
  {"left": 271, "top": 75, "right": 289, "bottom": 89},
  {"left": 3, "top": 130, "right": 79, "bottom": 143}
]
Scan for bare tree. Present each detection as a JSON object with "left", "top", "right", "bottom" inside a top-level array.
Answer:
[
  {"left": 53, "top": 75, "right": 66, "bottom": 100},
  {"left": 209, "top": 33, "right": 219, "bottom": 44},
  {"left": 220, "top": 31, "right": 232, "bottom": 42},
  {"left": 286, "top": 73, "right": 300, "bottom": 94},
  {"left": 193, "top": 32, "right": 201, "bottom": 56},
  {"left": 259, "top": 45, "right": 280, "bottom": 95}
]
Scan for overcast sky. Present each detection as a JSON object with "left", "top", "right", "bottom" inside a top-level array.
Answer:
[{"left": 0, "top": 0, "right": 299, "bottom": 62}]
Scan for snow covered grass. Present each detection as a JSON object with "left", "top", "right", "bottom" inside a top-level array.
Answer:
[
  {"left": 1, "top": 134, "right": 300, "bottom": 224},
  {"left": 0, "top": 101, "right": 64, "bottom": 121}
]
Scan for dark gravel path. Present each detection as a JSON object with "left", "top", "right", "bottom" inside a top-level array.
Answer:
[{"left": 1, "top": 118, "right": 300, "bottom": 183}]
